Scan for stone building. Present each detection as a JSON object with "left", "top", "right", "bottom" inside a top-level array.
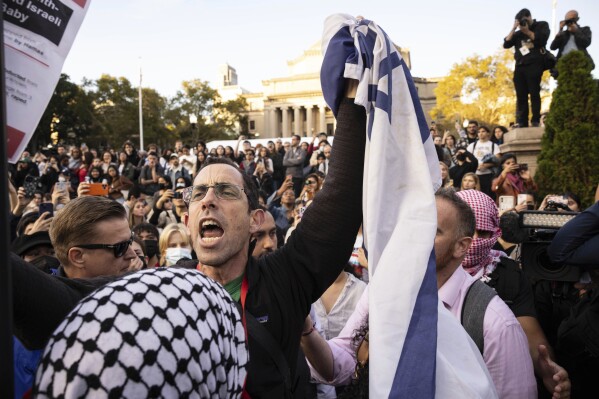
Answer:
[{"left": 218, "top": 41, "right": 440, "bottom": 138}]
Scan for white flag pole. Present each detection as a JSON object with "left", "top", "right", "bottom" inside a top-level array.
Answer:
[{"left": 138, "top": 57, "right": 144, "bottom": 151}]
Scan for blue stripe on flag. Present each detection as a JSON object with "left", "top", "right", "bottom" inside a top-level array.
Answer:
[
  {"left": 320, "top": 26, "right": 356, "bottom": 117},
  {"left": 389, "top": 250, "right": 438, "bottom": 397},
  {"left": 356, "top": 28, "right": 377, "bottom": 69}
]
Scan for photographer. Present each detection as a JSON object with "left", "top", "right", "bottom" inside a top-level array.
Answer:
[
  {"left": 504, "top": 8, "right": 550, "bottom": 128},
  {"left": 492, "top": 153, "right": 537, "bottom": 205},
  {"left": 550, "top": 10, "right": 593, "bottom": 78},
  {"left": 539, "top": 192, "right": 582, "bottom": 212}
]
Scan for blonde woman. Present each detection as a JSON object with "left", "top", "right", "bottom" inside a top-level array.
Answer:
[
  {"left": 158, "top": 223, "right": 192, "bottom": 266},
  {"left": 460, "top": 172, "right": 481, "bottom": 191}
]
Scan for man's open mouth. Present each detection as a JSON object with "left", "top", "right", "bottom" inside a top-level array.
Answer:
[{"left": 200, "top": 219, "right": 224, "bottom": 242}]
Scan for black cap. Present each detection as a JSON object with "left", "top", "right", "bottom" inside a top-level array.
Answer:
[{"left": 12, "top": 231, "right": 53, "bottom": 256}]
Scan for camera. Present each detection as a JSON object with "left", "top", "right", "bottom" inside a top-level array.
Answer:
[
  {"left": 519, "top": 18, "right": 528, "bottom": 26},
  {"left": 517, "top": 211, "right": 581, "bottom": 282},
  {"left": 565, "top": 18, "right": 577, "bottom": 25},
  {"left": 173, "top": 191, "right": 183, "bottom": 200}
]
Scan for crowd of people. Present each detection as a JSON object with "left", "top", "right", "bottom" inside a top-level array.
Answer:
[
  {"left": 5, "top": 9, "right": 598, "bottom": 399},
  {"left": 8, "top": 93, "right": 598, "bottom": 399}
]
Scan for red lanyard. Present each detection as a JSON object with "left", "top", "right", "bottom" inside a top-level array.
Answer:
[
  {"left": 241, "top": 274, "right": 249, "bottom": 342},
  {"left": 240, "top": 274, "right": 251, "bottom": 399}
]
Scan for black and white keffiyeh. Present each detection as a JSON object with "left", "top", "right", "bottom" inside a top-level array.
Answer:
[{"left": 34, "top": 268, "right": 248, "bottom": 398}]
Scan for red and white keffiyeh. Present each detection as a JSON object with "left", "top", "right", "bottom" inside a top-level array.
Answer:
[{"left": 456, "top": 190, "right": 504, "bottom": 277}]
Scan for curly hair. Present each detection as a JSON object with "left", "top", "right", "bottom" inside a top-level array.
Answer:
[{"left": 337, "top": 322, "right": 369, "bottom": 399}]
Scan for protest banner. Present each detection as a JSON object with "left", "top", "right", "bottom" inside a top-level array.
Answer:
[{"left": 3, "top": 0, "right": 91, "bottom": 162}]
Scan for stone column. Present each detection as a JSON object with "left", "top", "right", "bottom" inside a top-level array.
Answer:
[
  {"left": 294, "top": 106, "right": 301, "bottom": 137},
  {"left": 306, "top": 105, "right": 314, "bottom": 137},
  {"left": 263, "top": 108, "right": 270, "bottom": 137},
  {"left": 319, "top": 105, "right": 327, "bottom": 134},
  {"left": 268, "top": 108, "right": 281, "bottom": 137},
  {"left": 500, "top": 127, "right": 544, "bottom": 177},
  {"left": 282, "top": 107, "right": 290, "bottom": 137}
]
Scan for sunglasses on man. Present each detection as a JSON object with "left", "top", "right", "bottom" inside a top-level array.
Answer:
[{"left": 73, "top": 232, "right": 134, "bottom": 258}]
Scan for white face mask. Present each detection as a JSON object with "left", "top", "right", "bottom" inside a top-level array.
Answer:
[
  {"left": 58, "top": 176, "right": 66, "bottom": 182},
  {"left": 165, "top": 247, "right": 192, "bottom": 266}
]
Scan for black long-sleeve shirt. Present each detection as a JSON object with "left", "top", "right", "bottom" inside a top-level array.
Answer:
[{"left": 504, "top": 20, "right": 550, "bottom": 65}]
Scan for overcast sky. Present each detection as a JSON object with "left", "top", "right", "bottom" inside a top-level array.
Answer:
[{"left": 62, "top": 0, "right": 599, "bottom": 97}]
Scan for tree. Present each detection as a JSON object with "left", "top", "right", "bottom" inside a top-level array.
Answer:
[
  {"left": 166, "top": 80, "right": 247, "bottom": 143},
  {"left": 214, "top": 96, "right": 249, "bottom": 136},
  {"left": 84, "top": 74, "right": 140, "bottom": 147},
  {"left": 431, "top": 50, "right": 519, "bottom": 128},
  {"left": 31, "top": 74, "right": 94, "bottom": 149},
  {"left": 139, "top": 87, "right": 168, "bottom": 149},
  {"left": 535, "top": 51, "right": 599, "bottom": 207}
]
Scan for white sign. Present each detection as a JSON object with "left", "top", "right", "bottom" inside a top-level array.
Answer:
[{"left": 3, "top": 0, "right": 91, "bottom": 163}]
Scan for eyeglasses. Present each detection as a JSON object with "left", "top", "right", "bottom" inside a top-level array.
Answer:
[
  {"left": 183, "top": 183, "right": 246, "bottom": 204},
  {"left": 74, "top": 233, "right": 134, "bottom": 258}
]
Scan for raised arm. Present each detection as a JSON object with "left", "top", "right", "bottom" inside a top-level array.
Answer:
[{"left": 275, "top": 80, "right": 366, "bottom": 301}]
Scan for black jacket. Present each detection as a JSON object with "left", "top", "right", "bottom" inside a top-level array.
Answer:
[
  {"left": 548, "top": 201, "right": 599, "bottom": 268},
  {"left": 12, "top": 99, "right": 366, "bottom": 399},
  {"left": 449, "top": 151, "right": 478, "bottom": 189},
  {"left": 504, "top": 20, "right": 550, "bottom": 66},
  {"left": 550, "top": 26, "right": 594, "bottom": 70}
]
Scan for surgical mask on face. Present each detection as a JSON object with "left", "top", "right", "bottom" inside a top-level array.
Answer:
[{"left": 165, "top": 247, "right": 192, "bottom": 266}]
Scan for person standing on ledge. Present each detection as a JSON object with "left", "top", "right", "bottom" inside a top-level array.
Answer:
[
  {"left": 549, "top": 9, "right": 594, "bottom": 78},
  {"left": 503, "top": 8, "right": 550, "bottom": 128}
]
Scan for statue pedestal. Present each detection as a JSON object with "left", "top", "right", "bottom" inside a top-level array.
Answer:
[{"left": 500, "top": 127, "right": 544, "bottom": 177}]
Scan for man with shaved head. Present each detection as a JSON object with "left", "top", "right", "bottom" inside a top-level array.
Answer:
[{"left": 550, "top": 9, "right": 594, "bottom": 78}]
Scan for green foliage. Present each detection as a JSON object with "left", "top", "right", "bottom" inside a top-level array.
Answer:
[
  {"left": 166, "top": 80, "right": 245, "bottom": 143},
  {"left": 84, "top": 74, "right": 140, "bottom": 147},
  {"left": 31, "top": 75, "right": 249, "bottom": 151},
  {"left": 31, "top": 74, "right": 94, "bottom": 148},
  {"left": 535, "top": 51, "right": 599, "bottom": 207}
]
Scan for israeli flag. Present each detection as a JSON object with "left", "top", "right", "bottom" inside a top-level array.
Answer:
[{"left": 321, "top": 14, "right": 497, "bottom": 398}]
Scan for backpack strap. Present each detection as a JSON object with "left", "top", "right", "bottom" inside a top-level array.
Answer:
[
  {"left": 240, "top": 304, "right": 291, "bottom": 390},
  {"left": 487, "top": 257, "right": 521, "bottom": 308},
  {"left": 461, "top": 280, "right": 497, "bottom": 354}
]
